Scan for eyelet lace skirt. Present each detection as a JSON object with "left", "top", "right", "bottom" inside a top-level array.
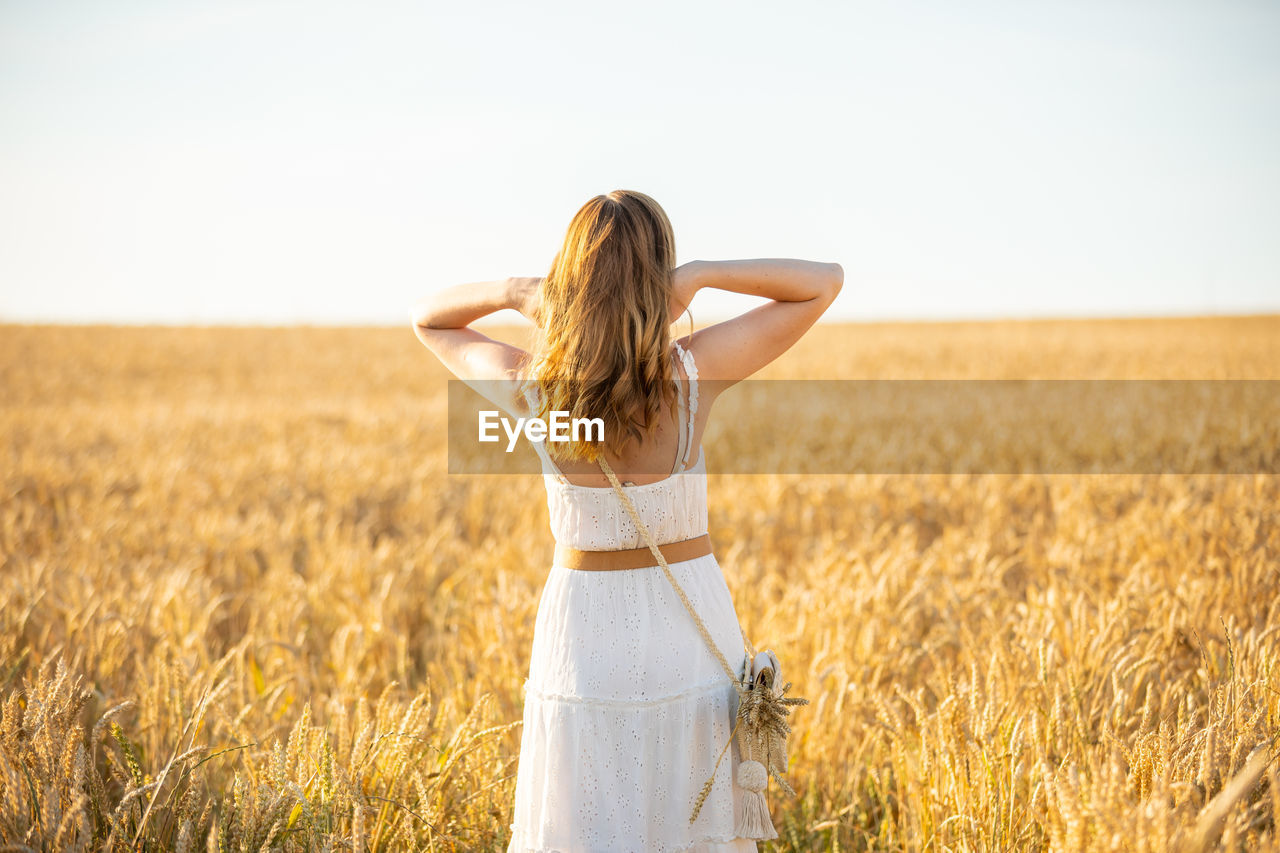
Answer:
[{"left": 507, "top": 554, "right": 757, "bottom": 853}]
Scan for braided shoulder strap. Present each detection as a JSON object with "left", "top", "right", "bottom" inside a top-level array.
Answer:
[
  {"left": 598, "top": 456, "right": 805, "bottom": 840},
  {"left": 595, "top": 456, "right": 753, "bottom": 684}
]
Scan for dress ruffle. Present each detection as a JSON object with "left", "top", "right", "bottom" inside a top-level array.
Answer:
[{"left": 509, "top": 680, "right": 747, "bottom": 853}]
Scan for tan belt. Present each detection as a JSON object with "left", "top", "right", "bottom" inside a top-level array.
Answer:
[{"left": 555, "top": 533, "right": 713, "bottom": 571}]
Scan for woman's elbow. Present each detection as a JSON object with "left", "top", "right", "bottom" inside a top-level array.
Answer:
[
  {"left": 411, "top": 308, "right": 446, "bottom": 339},
  {"left": 410, "top": 296, "right": 453, "bottom": 330},
  {"left": 409, "top": 302, "right": 431, "bottom": 329},
  {"left": 411, "top": 310, "right": 450, "bottom": 332},
  {"left": 823, "top": 263, "right": 844, "bottom": 301}
]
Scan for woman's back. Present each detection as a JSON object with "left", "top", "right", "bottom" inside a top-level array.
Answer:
[{"left": 531, "top": 340, "right": 708, "bottom": 550}]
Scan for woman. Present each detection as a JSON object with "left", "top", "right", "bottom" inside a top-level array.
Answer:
[{"left": 411, "top": 190, "right": 842, "bottom": 852}]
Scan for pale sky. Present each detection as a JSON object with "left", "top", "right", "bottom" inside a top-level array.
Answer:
[{"left": 1, "top": 0, "right": 1277, "bottom": 325}]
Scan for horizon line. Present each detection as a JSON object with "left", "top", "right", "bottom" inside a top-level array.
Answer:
[{"left": 3, "top": 308, "right": 1279, "bottom": 330}]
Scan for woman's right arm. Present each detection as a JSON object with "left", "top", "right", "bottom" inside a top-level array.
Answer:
[{"left": 676, "top": 258, "right": 843, "bottom": 384}]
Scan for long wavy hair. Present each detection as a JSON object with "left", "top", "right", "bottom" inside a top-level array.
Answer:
[{"left": 522, "top": 190, "right": 680, "bottom": 461}]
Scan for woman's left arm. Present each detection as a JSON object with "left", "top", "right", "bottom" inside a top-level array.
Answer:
[{"left": 410, "top": 277, "right": 540, "bottom": 412}]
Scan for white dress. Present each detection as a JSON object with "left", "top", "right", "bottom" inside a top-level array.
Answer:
[{"left": 508, "top": 342, "right": 757, "bottom": 853}]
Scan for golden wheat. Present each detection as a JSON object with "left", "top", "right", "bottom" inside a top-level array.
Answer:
[{"left": 1, "top": 317, "right": 1277, "bottom": 851}]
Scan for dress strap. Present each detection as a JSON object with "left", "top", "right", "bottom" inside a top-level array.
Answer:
[
  {"left": 671, "top": 340, "right": 699, "bottom": 471},
  {"left": 669, "top": 347, "right": 690, "bottom": 476},
  {"left": 523, "top": 386, "right": 570, "bottom": 484}
]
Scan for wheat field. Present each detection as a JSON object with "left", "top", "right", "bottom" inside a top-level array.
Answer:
[{"left": 1, "top": 317, "right": 1278, "bottom": 852}]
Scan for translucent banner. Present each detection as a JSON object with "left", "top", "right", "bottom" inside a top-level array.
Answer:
[{"left": 447, "top": 379, "right": 1280, "bottom": 475}]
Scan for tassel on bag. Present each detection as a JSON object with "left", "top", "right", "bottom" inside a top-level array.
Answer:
[
  {"left": 597, "top": 456, "right": 808, "bottom": 842},
  {"left": 728, "top": 649, "right": 806, "bottom": 840},
  {"left": 735, "top": 651, "right": 778, "bottom": 839}
]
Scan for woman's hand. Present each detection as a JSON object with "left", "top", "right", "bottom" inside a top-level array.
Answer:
[
  {"left": 506, "top": 276, "right": 543, "bottom": 323},
  {"left": 668, "top": 261, "right": 702, "bottom": 319}
]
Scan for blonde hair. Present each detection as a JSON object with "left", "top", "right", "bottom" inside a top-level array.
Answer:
[{"left": 523, "top": 190, "right": 679, "bottom": 461}]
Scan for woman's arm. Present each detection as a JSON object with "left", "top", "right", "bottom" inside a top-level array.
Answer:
[
  {"left": 410, "top": 277, "right": 539, "bottom": 330},
  {"left": 676, "top": 258, "right": 843, "bottom": 384},
  {"left": 410, "top": 277, "right": 541, "bottom": 413},
  {"left": 684, "top": 259, "right": 841, "bottom": 304}
]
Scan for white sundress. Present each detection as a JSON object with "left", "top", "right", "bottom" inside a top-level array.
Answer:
[{"left": 508, "top": 341, "right": 757, "bottom": 853}]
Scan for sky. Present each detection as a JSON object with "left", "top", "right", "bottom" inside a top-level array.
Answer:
[{"left": 1, "top": 0, "right": 1277, "bottom": 325}]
